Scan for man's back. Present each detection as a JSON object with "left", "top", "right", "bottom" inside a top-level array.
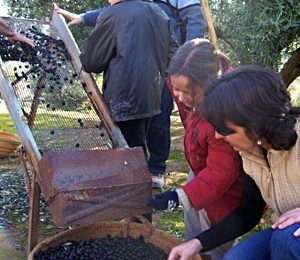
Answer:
[{"left": 80, "top": 0, "right": 177, "bottom": 122}]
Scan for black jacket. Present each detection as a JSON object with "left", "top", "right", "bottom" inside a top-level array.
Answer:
[{"left": 80, "top": 0, "right": 178, "bottom": 122}]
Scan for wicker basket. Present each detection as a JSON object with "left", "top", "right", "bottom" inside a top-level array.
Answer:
[
  {"left": 28, "top": 216, "right": 202, "bottom": 260},
  {"left": 0, "top": 131, "right": 21, "bottom": 157}
]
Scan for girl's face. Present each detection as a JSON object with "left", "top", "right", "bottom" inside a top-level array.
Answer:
[
  {"left": 171, "top": 75, "right": 204, "bottom": 108},
  {"left": 215, "top": 121, "right": 256, "bottom": 151}
]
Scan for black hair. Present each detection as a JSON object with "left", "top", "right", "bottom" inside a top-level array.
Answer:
[
  {"left": 203, "top": 65, "right": 300, "bottom": 150},
  {"left": 168, "top": 38, "right": 230, "bottom": 95}
]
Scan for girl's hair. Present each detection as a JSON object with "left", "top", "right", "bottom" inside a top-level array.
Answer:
[
  {"left": 203, "top": 65, "right": 300, "bottom": 150},
  {"left": 168, "top": 38, "right": 231, "bottom": 94}
]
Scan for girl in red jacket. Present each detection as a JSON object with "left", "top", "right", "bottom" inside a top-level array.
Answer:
[{"left": 149, "top": 39, "right": 265, "bottom": 259}]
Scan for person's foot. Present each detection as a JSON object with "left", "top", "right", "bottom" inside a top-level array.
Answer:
[{"left": 151, "top": 174, "right": 164, "bottom": 189}]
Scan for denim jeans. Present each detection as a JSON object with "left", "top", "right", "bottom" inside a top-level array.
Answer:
[
  {"left": 185, "top": 169, "right": 233, "bottom": 260},
  {"left": 147, "top": 84, "right": 173, "bottom": 175},
  {"left": 222, "top": 223, "right": 300, "bottom": 260}
]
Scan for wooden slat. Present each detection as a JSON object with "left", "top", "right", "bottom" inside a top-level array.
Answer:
[{"left": 27, "top": 175, "right": 41, "bottom": 256}]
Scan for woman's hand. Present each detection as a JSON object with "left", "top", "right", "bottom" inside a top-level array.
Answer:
[
  {"left": 168, "top": 239, "right": 202, "bottom": 260},
  {"left": 53, "top": 3, "right": 83, "bottom": 27},
  {"left": 272, "top": 207, "right": 300, "bottom": 236}
]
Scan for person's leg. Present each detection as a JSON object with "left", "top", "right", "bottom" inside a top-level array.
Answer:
[
  {"left": 117, "top": 118, "right": 151, "bottom": 158},
  {"left": 147, "top": 84, "right": 173, "bottom": 187},
  {"left": 222, "top": 228, "right": 273, "bottom": 260},
  {"left": 116, "top": 118, "right": 152, "bottom": 222},
  {"left": 185, "top": 169, "right": 233, "bottom": 260},
  {"left": 270, "top": 223, "right": 300, "bottom": 260},
  {"left": 185, "top": 169, "right": 202, "bottom": 240}
]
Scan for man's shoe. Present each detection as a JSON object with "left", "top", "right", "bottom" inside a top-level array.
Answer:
[{"left": 151, "top": 174, "right": 164, "bottom": 189}]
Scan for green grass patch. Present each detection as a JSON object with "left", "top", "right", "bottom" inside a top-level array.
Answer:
[
  {"left": 167, "top": 149, "right": 186, "bottom": 163},
  {"left": 171, "top": 109, "right": 180, "bottom": 117},
  {"left": 153, "top": 208, "right": 185, "bottom": 240},
  {"left": 0, "top": 250, "right": 23, "bottom": 260},
  {"left": 0, "top": 114, "right": 16, "bottom": 133},
  {"left": 0, "top": 111, "right": 100, "bottom": 132},
  {"left": 0, "top": 229, "right": 23, "bottom": 260}
]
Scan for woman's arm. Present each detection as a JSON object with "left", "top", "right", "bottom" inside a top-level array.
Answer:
[{"left": 168, "top": 173, "right": 266, "bottom": 259}]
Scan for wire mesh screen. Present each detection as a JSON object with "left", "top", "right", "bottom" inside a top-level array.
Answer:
[{"left": 0, "top": 17, "right": 113, "bottom": 154}]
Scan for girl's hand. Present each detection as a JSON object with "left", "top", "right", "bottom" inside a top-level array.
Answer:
[
  {"left": 272, "top": 207, "right": 300, "bottom": 236},
  {"left": 168, "top": 239, "right": 202, "bottom": 260}
]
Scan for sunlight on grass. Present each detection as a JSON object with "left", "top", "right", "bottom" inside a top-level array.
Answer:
[
  {"left": 167, "top": 149, "right": 186, "bottom": 163},
  {"left": 0, "top": 114, "right": 16, "bottom": 133},
  {"left": 153, "top": 208, "right": 185, "bottom": 240}
]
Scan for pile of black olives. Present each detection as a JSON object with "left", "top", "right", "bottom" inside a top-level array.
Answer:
[{"left": 34, "top": 235, "right": 168, "bottom": 260}]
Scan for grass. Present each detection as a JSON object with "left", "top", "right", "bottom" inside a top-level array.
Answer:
[
  {"left": 168, "top": 149, "right": 186, "bottom": 162},
  {"left": 153, "top": 209, "right": 185, "bottom": 240},
  {"left": 0, "top": 230, "right": 23, "bottom": 260},
  {"left": 0, "top": 114, "right": 17, "bottom": 133}
]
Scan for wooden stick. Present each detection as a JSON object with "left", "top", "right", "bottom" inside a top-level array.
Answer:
[{"left": 201, "top": 0, "right": 218, "bottom": 50}]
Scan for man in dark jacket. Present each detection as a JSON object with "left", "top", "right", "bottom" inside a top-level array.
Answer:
[
  {"left": 55, "top": 0, "right": 206, "bottom": 189},
  {"left": 80, "top": 0, "right": 177, "bottom": 156}
]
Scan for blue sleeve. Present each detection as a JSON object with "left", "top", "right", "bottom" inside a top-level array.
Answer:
[
  {"left": 179, "top": 4, "right": 207, "bottom": 41},
  {"left": 81, "top": 4, "right": 110, "bottom": 27}
]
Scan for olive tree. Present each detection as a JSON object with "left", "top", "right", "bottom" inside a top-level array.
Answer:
[
  {"left": 209, "top": 0, "right": 300, "bottom": 86},
  {"left": 6, "top": 0, "right": 300, "bottom": 86}
]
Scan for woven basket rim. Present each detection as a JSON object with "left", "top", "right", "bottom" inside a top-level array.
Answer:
[
  {"left": 28, "top": 217, "right": 202, "bottom": 260},
  {"left": 0, "top": 131, "right": 21, "bottom": 144}
]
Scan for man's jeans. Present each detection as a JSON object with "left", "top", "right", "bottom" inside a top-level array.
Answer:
[
  {"left": 222, "top": 223, "right": 300, "bottom": 260},
  {"left": 147, "top": 84, "right": 173, "bottom": 175}
]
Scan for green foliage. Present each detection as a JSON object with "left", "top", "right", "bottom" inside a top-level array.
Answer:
[
  {"left": 210, "top": 0, "right": 300, "bottom": 70},
  {"left": 6, "top": 0, "right": 300, "bottom": 71},
  {"left": 43, "top": 83, "right": 88, "bottom": 111}
]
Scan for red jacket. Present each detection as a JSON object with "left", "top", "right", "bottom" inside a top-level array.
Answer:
[
  {"left": 183, "top": 113, "right": 243, "bottom": 225},
  {"left": 168, "top": 78, "right": 243, "bottom": 225}
]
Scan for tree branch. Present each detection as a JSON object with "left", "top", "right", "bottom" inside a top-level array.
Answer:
[{"left": 280, "top": 47, "right": 300, "bottom": 88}]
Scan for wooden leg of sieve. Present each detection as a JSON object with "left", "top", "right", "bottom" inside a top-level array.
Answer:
[{"left": 27, "top": 171, "right": 41, "bottom": 256}]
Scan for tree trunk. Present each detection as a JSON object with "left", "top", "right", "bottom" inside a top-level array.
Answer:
[{"left": 280, "top": 47, "right": 300, "bottom": 88}]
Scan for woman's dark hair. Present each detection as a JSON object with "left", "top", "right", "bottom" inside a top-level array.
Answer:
[
  {"left": 203, "top": 65, "right": 300, "bottom": 150},
  {"left": 168, "top": 38, "right": 230, "bottom": 94}
]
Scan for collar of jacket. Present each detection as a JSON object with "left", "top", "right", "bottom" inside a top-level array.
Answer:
[
  {"left": 114, "top": 0, "right": 151, "bottom": 4},
  {"left": 240, "top": 144, "right": 289, "bottom": 170}
]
